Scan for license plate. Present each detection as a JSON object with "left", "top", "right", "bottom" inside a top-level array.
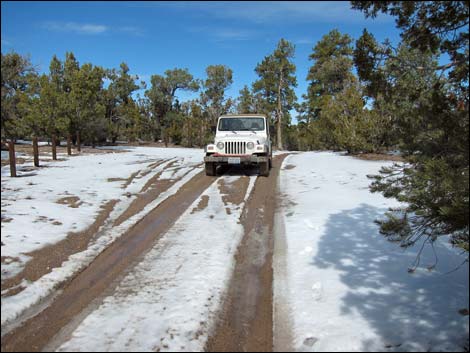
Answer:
[{"left": 227, "top": 157, "right": 241, "bottom": 164}]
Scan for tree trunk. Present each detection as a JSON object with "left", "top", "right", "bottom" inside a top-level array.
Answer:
[
  {"left": 77, "top": 131, "right": 81, "bottom": 152},
  {"left": 188, "top": 119, "right": 192, "bottom": 147},
  {"left": 163, "top": 129, "right": 168, "bottom": 148},
  {"left": 67, "top": 135, "right": 72, "bottom": 155},
  {"left": 52, "top": 135, "right": 57, "bottom": 160},
  {"left": 8, "top": 140, "right": 16, "bottom": 177},
  {"left": 33, "top": 137, "right": 40, "bottom": 167},
  {"left": 200, "top": 121, "right": 204, "bottom": 147},
  {"left": 277, "top": 70, "right": 284, "bottom": 150}
]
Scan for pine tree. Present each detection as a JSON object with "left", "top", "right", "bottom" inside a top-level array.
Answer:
[
  {"left": 237, "top": 85, "right": 257, "bottom": 114},
  {"left": 353, "top": 1, "right": 469, "bottom": 254},
  {"left": 200, "top": 65, "right": 233, "bottom": 125},
  {"left": 253, "top": 38, "right": 297, "bottom": 150},
  {"left": 353, "top": 28, "right": 390, "bottom": 100},
  {"left": 304, "top": 29, "right": 355, "bottom": 149}
]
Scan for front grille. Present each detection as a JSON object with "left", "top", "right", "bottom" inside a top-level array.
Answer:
[{"left": 224, "top": 141, "right": 246, "bottom": 155}]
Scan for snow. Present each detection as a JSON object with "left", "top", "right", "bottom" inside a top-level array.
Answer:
[
  {"left": 1, "top": 150, "right": 28, "bottom": 160},
  {"left": 1, "top": 147, "right": 204, "bottom": 326},
  {"left": 16, "top": 139, "right": 49, "bottom": 146},
  {"left": 3, "top": 149, "right": 468, "bottom": 351},
  {"left": 276, "top": 151, "right": 469, "bottom": 352},
  {"left": 57, "top": 175, "right": 257, "bottom": 352}
]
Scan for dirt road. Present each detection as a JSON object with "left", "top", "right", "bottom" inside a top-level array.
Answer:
[{"left": 1, "top": 154, "right": 288, "bottom": 352}]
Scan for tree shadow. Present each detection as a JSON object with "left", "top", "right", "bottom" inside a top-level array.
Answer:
[{"left": 312, "top": 204, "right": 469, "bottom": 351}]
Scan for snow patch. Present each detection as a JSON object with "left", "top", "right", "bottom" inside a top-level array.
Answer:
[
  {"left": 58, "top": 175, "right": 257, "bottom": 352},
  {"left": 276, "top": 151, "right": 469, "bottom": 352},
  {"left": 1, "top": 147, "right": 204, "bottom": 327}
]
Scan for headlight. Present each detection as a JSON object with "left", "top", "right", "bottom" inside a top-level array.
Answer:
[
  {"left": 216, "top": 142, "right": 224, "bottom": 150},
  {"left": 247, "top": 142, "right": 255, "bottom": 149}
]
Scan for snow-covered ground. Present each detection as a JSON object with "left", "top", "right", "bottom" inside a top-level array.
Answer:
[
  {"left": 1, "top": 147, "right": 204, "bottom": 326},
  {"left": 276, "top": 152, "right": 469, "bottom": 352},
  {"left": 2, "top": 149, "right": 468, "bottom": 351},
  {"left": 57, "top": 175, "right": 256, "bottom": 352},
  {"left": 1, "top": 150, "right": 28, "bottom": 160}
]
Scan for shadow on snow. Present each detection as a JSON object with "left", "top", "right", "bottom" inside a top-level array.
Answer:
[{"left": 312, "top": 204, "right": 469, "bottom": 351}]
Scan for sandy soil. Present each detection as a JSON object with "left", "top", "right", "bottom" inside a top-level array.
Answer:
[
  {"left": 1, "top": 154, "right": 290, "bottom": 352},
  {"left": 1, "top": 200, "right": 118, "bottom": 297},
  {"left": 1, "top": 169, "right": 215, "bottom": 351},
  {"left": 205, "top": 154, "right": 288, "bottom": 352}
]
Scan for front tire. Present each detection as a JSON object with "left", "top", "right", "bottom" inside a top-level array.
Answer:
[
  {"left": 259, "top": 161, "right": 270, "bottom": 177},
  {"left": 205, "top": 162, "right": 217, "bottom": 176}
]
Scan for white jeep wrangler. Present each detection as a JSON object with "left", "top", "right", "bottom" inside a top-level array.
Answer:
[{"left": 204, "top": 114, "right": 273, "bottom": 177}]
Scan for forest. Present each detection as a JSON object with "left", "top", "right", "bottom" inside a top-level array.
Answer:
[{"left": 1, "top": 1, "right": 468, "bottom": 252}]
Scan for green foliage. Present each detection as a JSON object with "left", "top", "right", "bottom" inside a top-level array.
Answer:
[
  {"left": 1, "top": 52, "right": 37, "bottom": 140},
  {"left": 320, "top": 85, "right": 379, "bottom": 153},
  {"left": 302, "top": 29, "right": 385, "bottom": 152},
  {"left": 145, "top": 68, "right": 199, "bottom": 142},
  {"left": 353, "top": 29, "right": 390, "bottom": 99},
  {"left": 237, "top": 85, "right": 255, "bottom": 114},
  {"left": 253, "top": 38, "right": 297, "bottom": 149},
  {"left": 353, "top": 1, "right": 469, "bottom": 253},
  {"left": 307, "top": 29, "right": 355, "bottom": 99},
  {"left": 20, "top": 72, "right": 68, "bottom": 139},
  {"left": 104, "top": 62, "right": 143, "bottom": 143},
  {"left": 200, "top": 65, "right": 233, "bottom": 124},
  {"left": 304, "top": 29, "right": 355, "bottom": 131},
  {"left": 68, "top": 62, "right": 106, "bottom": 144}
]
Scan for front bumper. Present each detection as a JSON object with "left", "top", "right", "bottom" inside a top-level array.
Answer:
[{"left": 204, "top": 154, "right": 268, "bottom": 164}]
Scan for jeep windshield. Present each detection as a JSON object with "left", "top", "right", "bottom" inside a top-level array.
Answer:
[{"left": 218, "top": 117, "right": 265, "bottom": 131}]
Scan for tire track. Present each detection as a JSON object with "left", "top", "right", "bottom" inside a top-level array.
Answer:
[
  {"left": 205, "top": 154, "right": 289, "bottom": 352},
  {"left": 1, "top": 170, "right": 215, "bottom": 352}
]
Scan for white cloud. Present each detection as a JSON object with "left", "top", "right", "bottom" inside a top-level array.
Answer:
[
  {"left": 1, "top": 38, "right": 12, "bottom": 47},
  {"left": 43, "top": 21, "right": 108, "bottom": 34},
  {"left": 118, "top": 26, "right": 145, "bottom": 37},
  {"left": 161, "top": 1, "right": 393, "bottom": 25},
  {"left": 189, "top": 26, "right": 260, "bottom": 42},
  {"left": 42, "top": 22, "right": 145, "bottom": 37}
]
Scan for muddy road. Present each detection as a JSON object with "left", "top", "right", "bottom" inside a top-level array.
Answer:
[{"left": 1, "top": 154, "right": 288, "bottom": 352}]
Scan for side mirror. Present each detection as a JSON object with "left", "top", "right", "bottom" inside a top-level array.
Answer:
[
  {"left": 210, "top": 125, "right": 216, "bottom": 134},
  {"left": 269, "top": 125, "right": 275, "bottom": 136}
]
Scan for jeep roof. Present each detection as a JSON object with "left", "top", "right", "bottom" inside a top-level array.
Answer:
[{"left": 219, "top": 114, "right": 266, "bottom": 118}]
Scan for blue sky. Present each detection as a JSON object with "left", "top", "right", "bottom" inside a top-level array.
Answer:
[{"left": 2, "top": 1, "right": 401, "bottom": 105}]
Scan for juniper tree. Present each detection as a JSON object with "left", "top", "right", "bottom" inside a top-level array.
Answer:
[
  {"left": 62, "top": 52, "right": 80, "bottom": 145},
  {"left": 145, "top": 68, "right": 199, "bottom": 144},
  {"left": 104, "top": 63, "right": 142, "bottom": 143},
  {"left": 1, "top": 52, "right": 37, "bottom": 141},
  {"left": 68, "top": 63, "right": 106, "bottom": 148}
]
